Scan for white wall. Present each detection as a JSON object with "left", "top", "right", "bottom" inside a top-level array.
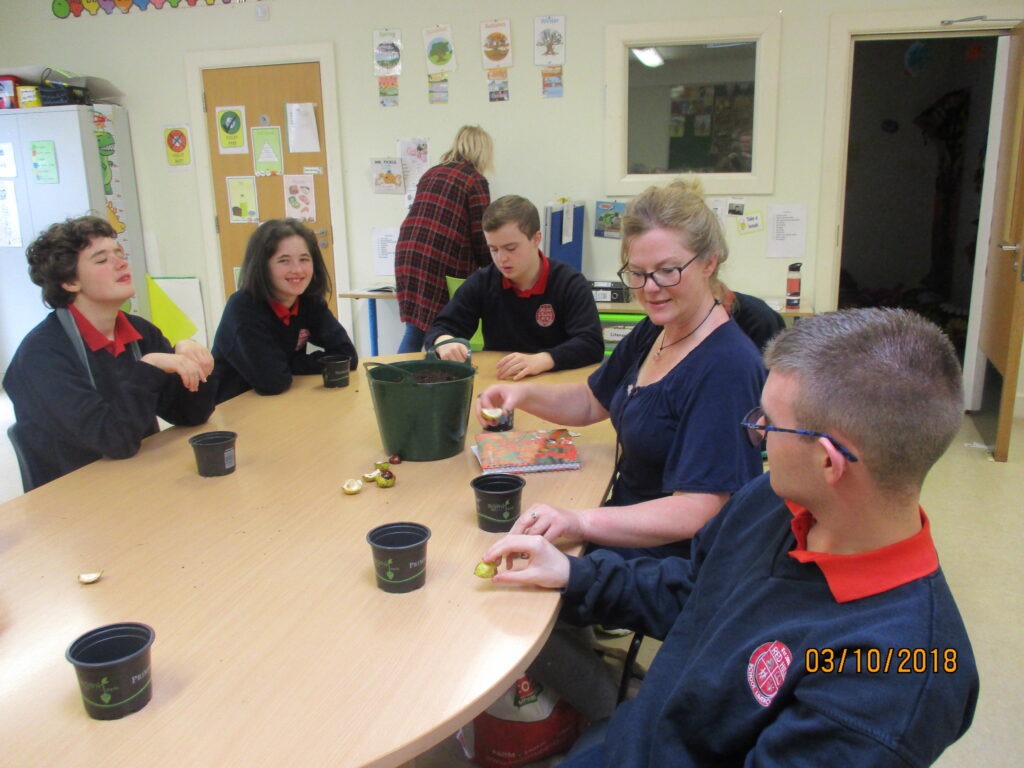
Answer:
[{"left": 0, "top": 0, "right": 1021, "bottom": 403}]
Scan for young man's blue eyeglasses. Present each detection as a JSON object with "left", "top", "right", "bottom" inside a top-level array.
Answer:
[{"left": 740, "top": 406, "right": 859, "bottom": 463}]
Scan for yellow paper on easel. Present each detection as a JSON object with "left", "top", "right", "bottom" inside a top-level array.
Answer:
[{"left": 147, "top": 276, "right": 198, "bottom": 345}]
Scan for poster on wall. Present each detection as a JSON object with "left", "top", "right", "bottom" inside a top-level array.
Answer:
[
  {"left": 766, "top": 204, "right": 807, "bottom": 259},
  {"left": 283, "top": 174, "right": 316, "bottom": 222},
  {"left": 31, "top": 141, "right": 59, "bottom": 183},
  {"left": 594, "top": 201, "right": 625, "bottom": 239},
  {"left": 534, "top": 16, "right": 566, "bottom": 66},
  {"left": 541, "top": 67, "right": 563, "bottom": 98},
  {"left": 286, "top": 103, "right": 321, "bottom": 153},
  {"left": 372, "top": 158, "right": 405, "bottom": 194},
  {"left": 0, "top": 142, "right": 16, "bottom": 177},
  {"left": 0, "top": 180, "right": 22, "bottom": 248},
  {"left": 423, "top": 24, "right": 457, "bottom": 74},
  {"left": 480, "top": 19, "right": 513, "bottom": 69},
  {"left": 374, "top": 29, "right": 403, "bottom": 76},
  {"left": 216, "top": 106, "right": 248, "bottom": 155},
  {"left": 164, "top": 126, "right": 192, "bottom": 168},
  {"left": 379, "top": 76, "right": 399, "bottom": 107},
  {"left": 428, "top": 73, "right": 449, "bottom": 104},
  {"left": 487, "top": 69, "right": 510, "bottom": 102},
  {"left": 373, "top": 227, "right": 400, "bottom": 276},
  {"left": 398, "top": 136, "right": 430, "bottom": 207},
  {"left": 251, "top": 126, "right": 284, "bottom": 176},
  {"left": 226, "top": 176, "right": 259, "bottom": 224}
]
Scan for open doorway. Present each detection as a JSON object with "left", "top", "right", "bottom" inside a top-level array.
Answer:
[{"left": 838, "top": 36, "right": 998, "bottom": 360}]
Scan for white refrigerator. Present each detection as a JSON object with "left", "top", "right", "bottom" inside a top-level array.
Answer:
[{"left": 0, "top": 104, "right": 147, "bottom": 375}]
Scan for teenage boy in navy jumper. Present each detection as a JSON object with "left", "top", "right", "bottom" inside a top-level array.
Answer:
[
  {"left": 425, "top": 195, "right": 604, "bottom": 380},
  {"left": 482, "top": 308, "right": 978, "bottom": 767},
  {"left": 3, "top": 215, "right": 216, "bottom": 489}
]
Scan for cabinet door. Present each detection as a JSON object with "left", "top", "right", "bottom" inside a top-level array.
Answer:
[{"left": 0, "top": 106, "right": 105, "bottom": 370}]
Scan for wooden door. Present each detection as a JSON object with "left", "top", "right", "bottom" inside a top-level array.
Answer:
[
  {"left": 202, "top": 62, "right": 338, "bottom": 315},
  {"left": 979, "top": 24, "right": 1024, "bottom": 462}
]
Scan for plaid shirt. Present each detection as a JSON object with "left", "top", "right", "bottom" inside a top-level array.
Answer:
[{"left": 395, "top": 161, "right": 491, "bottom": 330}]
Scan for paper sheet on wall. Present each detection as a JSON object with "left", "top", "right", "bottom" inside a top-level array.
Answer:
[
  {"left": 215, "top": 106, "right": 248, "bottom": 155},
  {"left": 766, "top": 204, "right": 807, "bottom": 259},
  {"left": 164, "top": 126, "right": 192, "bottom": 168},
  {"left": 424, "top": 24, "right": 458, "bottom": 75},
  {"left": 226, "top": 176, "right": 259, "bottom": 224},
  {"left": 0, "top": 142, "right": 16, "bottom": 177},
  {"left": 374, "top": 29, "right": 404, "bottom": 76},
  {"left": 372, "top": 158, "right": 405, "bottom": 194},
  {"left": 31, "top": 141, "right": 59, "bottom": 183},
  {"left": 286, "top": 103, "right": 321, "bottom": 153},
  {"left": 480, "top": 19, "right": 513, "bottom": 69},
  {"left": 283, "top": 174, "right": 316, "bottom": 221},
  {"left": 0, "top": 180, "right": 22, "bottom": 247},
  {"left": 251, "top": 126, "right": 284, "bottom": 176},
  {"left": 562, "top": 200, "right": 574, "bottom": 245},
  {"left": 398, "top": 136, "right": 430, "bottom": 210},
  {"left": 534, "top": 15, "right": 566, "bottom": 66},
  {"left": 373, "top": 227, "right": 400, "bottom": 276}
]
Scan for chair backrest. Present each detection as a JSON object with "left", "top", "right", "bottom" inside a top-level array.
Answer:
[
  {"left": 7, "top": 423, "right": 37, "bottom": 493},
  {"left": 445, "top": 276, "right": 485, "bottom": 351}
]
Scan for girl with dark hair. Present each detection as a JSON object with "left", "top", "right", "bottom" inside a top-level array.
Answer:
[{"left": 212, "top": 219, "right": 357, "bottom": 403}]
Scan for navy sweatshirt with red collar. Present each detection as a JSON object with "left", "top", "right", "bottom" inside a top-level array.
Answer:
[
  {"left": 3, "top": 310, "right": 216, "bottom": 488},
  {"left": 212, "top": 291, "right": 357, "bottom": 403},
  {"left": 559, "top": 472, "right": 978, "bottom": 768},
  {"left": 423, "top": 255, "right": 604, "bottom": 371}
]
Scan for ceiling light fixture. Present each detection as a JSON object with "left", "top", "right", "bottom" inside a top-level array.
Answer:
[{"left": 631, "top": 48, "right": 664, "bottom": 68}]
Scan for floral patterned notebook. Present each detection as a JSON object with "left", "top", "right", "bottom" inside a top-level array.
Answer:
[{"left": 473, "top": 429, "right": 580, "bottom": 474}]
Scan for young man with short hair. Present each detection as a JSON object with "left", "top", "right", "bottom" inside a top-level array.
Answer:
[
  {"left": 426, "top": 195, "right": 604, "bottom": 379},
  {"left": 483, "top": 308, "right": 978, "bottom": 766},
  {"left": 3, "top": 216, "right": 216, "bottom": 489}
]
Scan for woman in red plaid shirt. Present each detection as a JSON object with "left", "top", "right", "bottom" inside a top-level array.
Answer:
[{"left": 395, "top": 125, "right": 493, "bottom": 352}]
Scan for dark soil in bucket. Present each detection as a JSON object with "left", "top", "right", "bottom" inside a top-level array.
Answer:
[{"left": 413, "top": 369, "right": 461, "bottom": 383}]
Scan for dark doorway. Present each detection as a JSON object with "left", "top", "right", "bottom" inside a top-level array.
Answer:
[{"left": 839, "top": 36, "right": 998, "bottom": 358}]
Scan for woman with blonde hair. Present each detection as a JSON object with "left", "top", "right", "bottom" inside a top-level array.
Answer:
[
  {"left": 476, "top": 178, "right": 767, "bottom": 722},
  {"left": 395, "top": 125, "right": 494, "bottom": 352},
  {"left": 479, "top": 178, "right": 765, "bottom": 558}
]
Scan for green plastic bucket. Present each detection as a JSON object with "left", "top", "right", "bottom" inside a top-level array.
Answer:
[{"left": 364, "top": 359, "right": 477, "bottom": 461}]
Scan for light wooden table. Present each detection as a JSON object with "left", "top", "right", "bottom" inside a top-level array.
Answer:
[{"left": 0, "top": 353, "right": 614, "bottom": 767}]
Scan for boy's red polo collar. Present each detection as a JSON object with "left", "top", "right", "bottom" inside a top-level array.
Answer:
[
  {"left": 785, "top": 500, "right": 939, "bottom": 604},
  {"left": 69, "top": 304, "right": 142, "bottom": 357},
  {"left": 502, "top": 252, "right": 550, "bottom": 298},
  {"left": 269, "top": 298, "right": 300, "bottom": 325}
]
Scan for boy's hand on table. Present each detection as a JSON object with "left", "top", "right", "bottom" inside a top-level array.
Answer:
[{"left": 497, "top": 352, "right": 553, "bottom": 380}]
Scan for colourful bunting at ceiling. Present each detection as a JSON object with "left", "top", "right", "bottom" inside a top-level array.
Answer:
[{"left": 52, "top": 0, "right": 239, "bottom": 19}]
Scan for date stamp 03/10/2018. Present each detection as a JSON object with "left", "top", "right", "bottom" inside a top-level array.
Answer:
[{"left": 805, "top": 647, "right": 960, "bottom": 675}]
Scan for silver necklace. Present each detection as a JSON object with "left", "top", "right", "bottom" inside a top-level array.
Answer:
[{"left": 653, "top": 300, "right": 720, "bottom": 361}]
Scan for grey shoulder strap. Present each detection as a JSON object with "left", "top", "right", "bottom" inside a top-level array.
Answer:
[{"left": 56, "top": 307, "right": 97, "bottom": 390}]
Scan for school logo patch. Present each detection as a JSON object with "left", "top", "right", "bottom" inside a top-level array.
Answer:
[
  {"left": 535, "top": 303, "right": 555, "bottom": 327},
  {"left": 295, "top": 328, "right": 310, "bottom": 350},
  {"left": 746, "top": 641, "right": 792, "bottom": 707}
]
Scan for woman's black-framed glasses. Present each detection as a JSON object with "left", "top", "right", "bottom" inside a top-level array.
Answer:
[
  {"left": 740, "top": 406, "right": 859, "bottom": 463},
  {"left": 616, "top": 253, "right": 701, "bottom": 290}
]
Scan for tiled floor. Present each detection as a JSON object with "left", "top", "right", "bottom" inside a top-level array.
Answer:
[{"left": 1, "top": 389, "right": 1021, "bottom": 766}]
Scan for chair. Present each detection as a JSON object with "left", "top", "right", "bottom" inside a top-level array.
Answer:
[
  {"left": 617, "top": 632, "right": 646, "bottom": 703},
  {"left": 7, "top": 423, "right": 37, "bottom": 493},
  {"left": 444, "top": 276, "right": 485, "bottom": 351}
]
